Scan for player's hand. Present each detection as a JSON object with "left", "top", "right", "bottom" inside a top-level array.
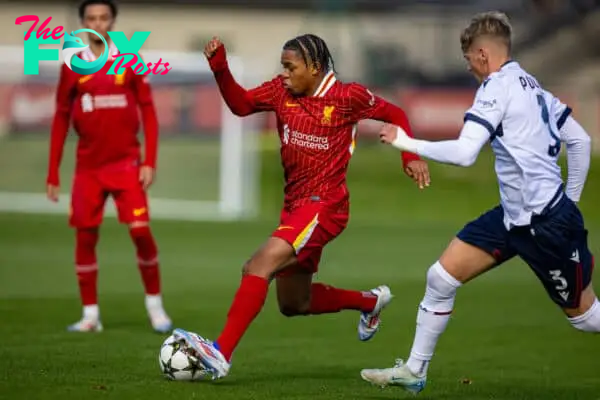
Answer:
[
  {"left": 404, "top": 160, "right": 431, "bottom": 189},
  {"left": 139, "top": 166, "right": 155, "bottom": 190},
  {"left": 204, "top": 37, "right": 223, "bottom": 59},
  {"left": 379, "top": 123, "right": 398, "bottom": 145},
  {"left": 46, "top": 184, "right": 60, "bottom": 202}
]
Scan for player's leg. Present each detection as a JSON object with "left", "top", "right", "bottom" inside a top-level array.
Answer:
[
  {"left": 68, "top": 172, "right": 106, "bottom": 332},
  {"left": 174, "top": 202, "right": 344, "bottom": 378},
  {"left": 512, "top": 196, "right": 599, "bottom": 332},
  {"left": 275, "top": 250, "right": 390, "bottom": 341},
  {"left": 110, "top": 170, "right": 171, "bottom": 333},
  {"left": 275, "top": 267, "right": 380, "bottom": 316},
  {"left": 361, "top": 206, "right": 516, "bottom": 393},
  {"left": 173, "top": 236, "right": 295, "bottom": 378}
]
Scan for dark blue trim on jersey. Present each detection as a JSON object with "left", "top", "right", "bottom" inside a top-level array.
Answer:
[
  {"left": 464, "top": 112, "right": 495, "bottom": 136},
  {"left": 501, "top": 60, "right": 516, "bottom": 68},
  {"left": 556, "top": 107, "right": 572, "bottom": 130}
]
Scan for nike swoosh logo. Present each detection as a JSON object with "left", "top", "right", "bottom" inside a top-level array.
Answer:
[{"left": 277, "top": 225, "right": 294, "bottom": 230}]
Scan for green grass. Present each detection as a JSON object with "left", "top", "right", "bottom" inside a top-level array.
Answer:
[
  {"left": 1, "top": 139, "right": 600, "bottom": 399},
  {"left": 0, "top": 137, "right": 221, "bottom": 201}
]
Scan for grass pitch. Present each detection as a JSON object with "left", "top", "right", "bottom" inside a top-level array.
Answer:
[{"left": 1, "top": 139, "right": 599, "bottom": 399}]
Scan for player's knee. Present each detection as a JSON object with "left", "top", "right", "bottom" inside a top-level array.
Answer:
[
  {"left": 568, "top": 298, "right": 600, "bottom": 333},
  {"left": 129, "top": 224, "right": 150, "bottom": 237},
  {"left": 421, "top": 261, "right": 462, "bottom": 312},
  {"left": 75, "top": 228, "right": 99, "bottom": 264},
  {"left": 278, "top": 302, "right": 309, "bottom": 317},
  {"left": 76, "top": 228, "right": 99, "bottom": 249}
]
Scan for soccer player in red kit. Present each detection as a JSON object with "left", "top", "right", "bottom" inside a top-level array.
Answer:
[
  {"left": 174, "top": 34, "right": 430, "bottom": 378},
  {"left": 46, "top": 0, "right": 171, "bottom": 333}
]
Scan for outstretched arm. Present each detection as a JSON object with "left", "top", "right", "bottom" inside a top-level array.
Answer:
[
  {"left": 205, "top": 38, "right": 277, "bottom": 116},
  {"left": 382, "top": 119, "right": 490, "bottom": 167},
  {"left": 47, "top": 64, "right": 74, "bottom": 200},
  {"left": 383, "top": 76, "right": 507, "bottom": 167}
]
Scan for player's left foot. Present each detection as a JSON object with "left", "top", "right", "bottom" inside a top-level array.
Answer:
[
  {"left": 173, "top": 328, "right": 231, "bottom": 379},
  {"left": 148, "top": 309, "right": 172, "bottom": 334},
  {"left": 145, "top": 295, "right": 172, "bottom": 333},
  {"left": 360, "top": 359, "right": 426, "bottom": 394},
  {"left": 358, "top": 285, "right": 393, "bottom": 341}
]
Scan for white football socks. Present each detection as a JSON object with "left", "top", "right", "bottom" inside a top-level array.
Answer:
[
  {"left": 145, "top": 294, "right": 164, "bottom": 312},
  {"left": 406, "top": 261, "right": 461, "bottom": 377},
  {"left": 83, "top": 304, "right": 99, "bottom": 321},
  {"left": 569, "top": 298, "right": 600, "bottom": 332}
]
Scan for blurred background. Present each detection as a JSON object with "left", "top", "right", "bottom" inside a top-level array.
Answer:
[{"left": 0, "top": 0, "right": 599, "bottom": 221}]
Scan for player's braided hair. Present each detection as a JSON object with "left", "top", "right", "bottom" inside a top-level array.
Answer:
[
  {"left": 78, "top": 0, "right": 118, "bottom": 20},
  {"left": 283, "top": 34, "right": 336, "bottom": 74}
]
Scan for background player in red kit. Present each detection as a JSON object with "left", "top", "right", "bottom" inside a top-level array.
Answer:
[
  {"left": 46, "top": 0, "right": 171, "bottom": 333},
  {"left": 174, "top": 34, "right": 430, "bottom": 378}
]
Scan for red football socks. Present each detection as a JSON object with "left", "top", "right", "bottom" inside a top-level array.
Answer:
[
  {"left": 308, "top": 283, "right": 378, "bottom": 314},
  {"left": 75, "top": 228, "right": 99, "bottom": 306},
  {"left": 216, "top": 274, "right": 269, "bottom": 361},
  {"left": 130, "top": 226, "right": 160, "bottom": 295}
]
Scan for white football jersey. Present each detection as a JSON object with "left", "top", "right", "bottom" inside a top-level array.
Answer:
[{"left": 464, "top": 61, "right": 572, "bottom": 228}]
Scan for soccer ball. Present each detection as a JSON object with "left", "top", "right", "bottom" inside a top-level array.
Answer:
[{"left": 158, "top": 335, "right": 208, "bottom": 381}]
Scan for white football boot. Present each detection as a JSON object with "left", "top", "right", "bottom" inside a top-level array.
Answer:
[
  {"left": 146, "top": 295, "right": 173, "bottom": 334},
  {"left": 67, "top": 305, "right": 103, "bottom": 332},
  {"left": 173, "top": 328, "right": 231, "bottom": 379},
  {"left": 67, "top": 318, "right": 103, "bottom": 332},
  {"left": 358, "top": 285, "right": 393, "bottom": 341},
  {"left": 360, "top": 359, "right": 426, "bottom": 394}
]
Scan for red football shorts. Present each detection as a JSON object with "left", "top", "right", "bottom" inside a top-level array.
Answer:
[
  {"left": 70, "top": 165, "right": 149, "bottom": 228},
  {"left": 272, "top": 201, "right": 348, "bottom": 277}
]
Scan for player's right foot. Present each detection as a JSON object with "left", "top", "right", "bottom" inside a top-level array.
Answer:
[
  {"left": 358, "top": 285, "right": 393, "bottom": 341},
  {"left": 173, "top": 328, "right": 230, "bottom": 379},
  {"left": 67, "top": 319, "right": 103, "bottom": 332},
  {"left": 360, "top": 359, "right": 426, "bottom": 394}
]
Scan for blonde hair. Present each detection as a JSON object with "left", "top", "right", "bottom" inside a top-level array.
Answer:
[{"left": 460, "top": 11, "right": 512, "bottom": 53}]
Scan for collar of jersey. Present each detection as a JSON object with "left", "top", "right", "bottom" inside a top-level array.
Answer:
[
  {"left": 501, "top": 60, "right": 517, "bottom": 70},
  {"left": 312, "top": 71, "right": 337, "bottom": 97}
]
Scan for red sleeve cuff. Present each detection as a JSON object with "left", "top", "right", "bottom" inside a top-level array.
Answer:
[
  {"left": 46, "top": 173, "right": 59, "bottom": 186},
  {"left": 401, "top": 151, "right": 420, "bottom": 168},
  {"left": 208, "top": 46, "right": 228, "bottom": 72}
]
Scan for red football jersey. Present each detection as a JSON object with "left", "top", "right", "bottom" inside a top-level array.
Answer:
[
  {"left": 47, "top": 54, "right": 158, "bottom": 185},
  {"left": 208, "top": 46, "right": 419, "bottom": 210},
  {"left": 249, "top": 72, "right": 410, "bottom": 208}
]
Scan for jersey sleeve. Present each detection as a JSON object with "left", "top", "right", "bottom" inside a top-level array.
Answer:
[
  {"left": 246, "top": 77, "right": 283, "bottom": 112},
  {"left": 464, "top": 77, "right": 508, "bottom": 136},
  {"left": 132, "top": 73, "right": 153, "bottom": 105},
  {"left": 132, "top": 73, "right": 159, "bottom": 168},
  {"left": 348, "top": 83, "right": 385, "bottom": 121},
  {"left": 543, "top": 90, "right": 572, "bottom": 130},
  {"left": 47, "top": 64, "right": 75, "bottom": 185}
]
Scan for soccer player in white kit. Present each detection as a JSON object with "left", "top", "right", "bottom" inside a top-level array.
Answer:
[{"left": 360, "top": 11, "right": 597, "bottom": 394}]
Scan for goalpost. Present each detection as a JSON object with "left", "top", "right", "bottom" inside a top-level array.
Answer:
[{"left": 0, "top": 48, "right": 260, "bottom": 221}]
